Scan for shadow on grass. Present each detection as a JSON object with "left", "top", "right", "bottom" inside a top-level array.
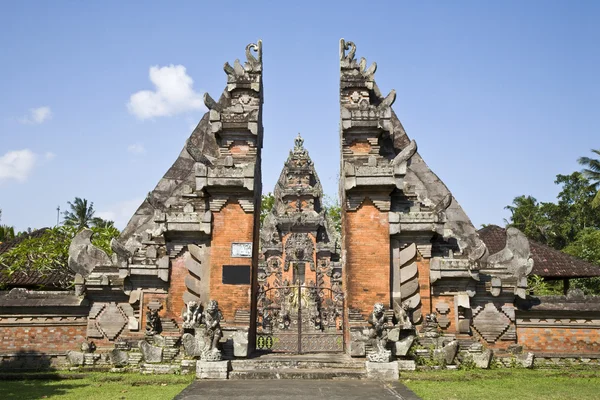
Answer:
[{"left": 0, "top": 350, "right": 87, "bottom": 399}]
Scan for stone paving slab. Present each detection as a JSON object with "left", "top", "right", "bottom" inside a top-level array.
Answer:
[{"left": 174, "top": 379, "right": 421, "bottom": 400}]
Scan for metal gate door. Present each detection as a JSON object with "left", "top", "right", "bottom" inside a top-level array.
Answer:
[{"left": 256, "top": 281, "right": 344, "bottom": 353}]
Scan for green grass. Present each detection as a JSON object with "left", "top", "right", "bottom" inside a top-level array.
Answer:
[
  {"left": 402, "top": 368, "right": 600, "bottom": 400},
  {"left": 0, "top": 371, "right": 194, "bottom": 400}
]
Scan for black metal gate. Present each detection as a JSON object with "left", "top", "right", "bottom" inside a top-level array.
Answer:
[{"left": 256, "top": 282, "right": 344, "bottom": 353}]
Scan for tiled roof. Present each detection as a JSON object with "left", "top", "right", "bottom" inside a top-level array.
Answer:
[
  {"left": 0, "top": 228, "right": 74, "bottom": 289},
  {"left": 478, "top": 225, "right": 600, "bottom": 278}
]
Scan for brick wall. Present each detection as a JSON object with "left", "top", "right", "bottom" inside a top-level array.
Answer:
[
  {"left": 0, "top": 324, "right": 86, "bottom": 353},
  {"left": 167, "top": 256, "right": 187, "bottom": 324},
  {"left": 517, "top": 325, "right": 600, "bottom": 354},
  {"left": 417, "top": 258, "right": 432, "bottom": 318},
  {"left": 344, "top": 199, "right": 390, "bottom": 318},
  {"left": 209, "top": 200, "right": 254, "bottom": 321}
]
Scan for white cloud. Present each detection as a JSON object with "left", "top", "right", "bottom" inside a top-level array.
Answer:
[
  {"left": 97, "top": 198, "right": 144, "bottom": 229},
  {"left": 20, "top": 106, "right": 52, "bottom": 125},
  {"left": 0, "top": 149, "right": 37, "bottom": 182},
  {"left": 127, "top": 65, "right": 205, "bottom": 120},
  {"left": 44, "top": 152, "right": 56, "bottom": 160},
  {"left": 127, "top": 143, "right": 146, "bottom": 155}
]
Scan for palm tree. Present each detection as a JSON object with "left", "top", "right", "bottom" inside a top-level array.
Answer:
[
  {"left": 578, "top": 149, "right": 600, "bottom": 208},
  {"left": 62, "top": 197, "right": 96, "bottom": 230}
]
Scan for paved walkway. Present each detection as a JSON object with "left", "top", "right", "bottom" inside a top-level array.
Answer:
[{"left": 174, "top": 379, "right": 422, "bottom": 400}]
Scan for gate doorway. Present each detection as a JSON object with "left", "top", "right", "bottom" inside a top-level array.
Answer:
[{"left": 256, "top": 281, "right": 344, "bottom": 353}]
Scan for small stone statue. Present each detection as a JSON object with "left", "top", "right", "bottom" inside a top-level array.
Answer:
[
  {"left": 201, "top": 300, "right": 223, "bottom": 361},
  {"left": 421, "top": 313, "right": 440, "bottom": 338},
  {"left": 81, "top": 341, "right": 96, "bottom": 353},
  {"left": 367, "top": 302, "right": 392, "bottom": 362},
  {"left": 145, "top": 307, "right": 162, "bottom": 335},
  {"left": 182, "top": 301, "right": 202, "bottom": 329},
  {"left": 393, "top": 300, "right": 414, "bottom": 330}
]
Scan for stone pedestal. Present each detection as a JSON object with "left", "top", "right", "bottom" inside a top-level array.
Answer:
[
  {"left": 365, "top": 361, "right": 399, "bottom": 380},
  {"left": 196, "top": 360, "right": 230, "bottom": 379},
  {"left": 397, "top": 359, "right": 416, "bottom": 371}
]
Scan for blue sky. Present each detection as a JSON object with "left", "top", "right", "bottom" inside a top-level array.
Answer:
[{"left": 1, "top": 1, "right": 598, "bottom": 231}]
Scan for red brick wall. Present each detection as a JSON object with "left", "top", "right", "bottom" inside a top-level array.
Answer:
[
  {"left": 344, "top": 199, "right": 390, "bottom": 318},
  {"left": 209, "top": 200, "right": 254, "bottom": 322},
  {"left": 518, "top": 326, "right": 600, "bottom": 354},
  {"left": 0, "top": 324, "right": 86, "bottom": 353},
  {"left": 167, "top": 256, "right": 188, "bottom": 324},
  {"left": 417, "top": 258, "right": 432, "bottom": 318}
]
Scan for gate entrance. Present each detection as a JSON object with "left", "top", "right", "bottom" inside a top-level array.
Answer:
[{"left": 256, "top": 281, "right": 344, "bottom": 353}]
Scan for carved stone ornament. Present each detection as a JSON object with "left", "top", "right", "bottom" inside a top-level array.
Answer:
[
  {"left": 201, "top": 300, "right": 223, "bottom": 361},
  {"left": 366, "top": 303, "right": 392, "bottom": 363},
  {"left": 182, "top": 301, "right": 202, "bottom": 329},
  {"left": 145, "top": 306, "right": 162, "bottom": 336}
]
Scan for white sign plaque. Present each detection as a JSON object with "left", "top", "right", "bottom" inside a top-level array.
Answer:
[{"left": 231, "top": 242, "right": 252, "bottom": 258}]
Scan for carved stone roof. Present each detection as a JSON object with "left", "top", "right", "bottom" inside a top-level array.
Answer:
[{"left": 478, "top": 225, "right": 600, "bottom": 278}]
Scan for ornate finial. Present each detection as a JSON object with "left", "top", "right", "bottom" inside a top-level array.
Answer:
[
  {"left": 294, "top": 132, "right": 304, "bottom": 151},
  {"left": 340, "top": 38, "right": 356, "bottom": 65},
  {"left": 245, "top": 40, "right": 262, "bottom": 71}
]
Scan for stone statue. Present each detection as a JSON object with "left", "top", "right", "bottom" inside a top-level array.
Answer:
[
  {"left": 367, "top": 302, "right": 392, "bottom": 362},
  {"left": 182, "top": 301, "right": 202, "bottom": 329},
  {"left": 393, "top": 300, "right": 413, "bottom": 330},
  {"left": 145, "top": 307, "right": 161, "bottom": 335},
  {"left": 201, "top": 300, "right": 223, "bottom": 361}
]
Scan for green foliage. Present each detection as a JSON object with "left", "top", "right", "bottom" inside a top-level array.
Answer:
[
  {"left": 578, "top": 148, "right": 600, "bottom": 208},
  {"left": 505, "top": 172, "right": 600, "bottom": 250},
  {"left": 260, "top": 192, "right": 275, "bottom": 224},
  {"left": 323, "top": 194, "right": 341, "bottom": 236},
  {"left": 0, "top": 225, "right": 16, "bottom": 242},
  {"left": 563, "top": 228, "right": 600, "bottom": 265},
  {"left": 527, "top": 275, "right": 563, "bottom": 296},
  {"left": 0, "top": 225, "right": 119, "bottom": 288},
  {"left": 62, "top": 197, "right": 113, "bottom": 230}
]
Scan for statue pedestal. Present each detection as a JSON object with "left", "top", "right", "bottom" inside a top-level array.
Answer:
[
  {"left": 366, "top": 361, "right": 399, "bottom": 380},
  {"left": 196, "top": 360, "right": 230, "bottom": 379}
]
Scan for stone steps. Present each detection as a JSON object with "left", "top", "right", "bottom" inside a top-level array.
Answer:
[
  {"left": 228, "top": 357, "right": 368, "bottom": 380},
  {"left": 231, "top": 359, "right": 365, "bottom": 370},
  {"left": 229, "top": 368, "right": 366, "bottom": 380}
]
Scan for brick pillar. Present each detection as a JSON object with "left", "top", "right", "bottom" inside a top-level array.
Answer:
[
  {"left": 209, "top": 201, "right": 254, "bottom": 322},
  {"left": 344, "top": 199, "right": 391, "bottom": 319}
]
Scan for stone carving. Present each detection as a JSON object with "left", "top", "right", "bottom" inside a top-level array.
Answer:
[
  {"left": 434, "top": 340, "right": 459, "bottom": 365},
  {"left": 139, "top": 340, "right": 163, "bottom": 363},
  {"left": 485, "top": 227, "right": 534, "bottom": 299},
  {"left": 472, "top": 303, "right": 512, "bottom": 343},
  {"left": 366, "top": 303, "right": 391, "bottom": 363},
  {"left": 68, "top": 229, "right": 113, "bottom": 278},
  {"left": 201, "top": 300, "right": 223, "bottom": 361},
  {"left": 182, "top": 301, "right": 202, "bottom": 329},
  {"left": 96, "top": 303, "right": 128, "bottom": 340},
  {"left": 393, "top": 300, "right": 413, "bottom": 330},
  {"left": 394, "top": 243, "right": 422, "bottom": 324},
  {"left": 146, "top": 306, "right": 162, "bottom": 335},
  {"left": 421, "top": 313, "right": 440, "bottom": 338}
]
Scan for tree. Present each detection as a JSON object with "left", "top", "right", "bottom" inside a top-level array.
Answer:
[
  {"left": 504, "top": 195, "right": 551, "bottom": 245},
  {"left": 63, "top": 198, "right": 96, "bottom": 229},
  {"left": 0, "top": 209, "right": 16, "bottom": 243},
  {"left": 62, "top": 197, "right": 113, "bottom": 230},
  {"left": 578, "top": 148, "right": 600, "bottom": 208},
  {"left": 505, "top": 173, "right": 600, "bottom": 250},
  {"left": 323, "top": 195, "right": 341, "bottom": 236},
  {"left": 260, "top": 192, "right": 275, "bottom": 224}
]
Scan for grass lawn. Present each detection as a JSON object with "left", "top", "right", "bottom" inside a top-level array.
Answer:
[
  {"left": 0, "top": 371, "right": 194, "bottom": 400},
  {"left": 402, "top": 368, "right": 600, "bottom": 400}
]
